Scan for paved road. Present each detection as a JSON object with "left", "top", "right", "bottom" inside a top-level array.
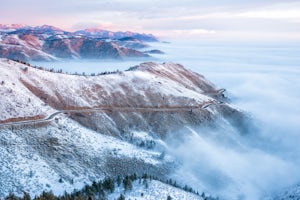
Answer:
[
  {"left": 0, "top": 111, "right": 63, "bottom": 127},
  {"left": 204, "top": 88, "right": 226, "bottom": 96},
  {"left": 0, "top": 100, "right": 219, "bottom": 127}
]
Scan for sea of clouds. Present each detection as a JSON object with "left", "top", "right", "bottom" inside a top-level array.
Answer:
[
  {"left": 161, "top": 40, "right": 300, "bottom": 200},
  {"left": 31, "top": 40, "right": 300, "bottom": 199}
]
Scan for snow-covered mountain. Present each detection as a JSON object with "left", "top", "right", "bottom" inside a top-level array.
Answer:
[
  {"left": 0, "top": 24, "right": 158, "bottom": 42},
  {"left": 0, "top": 24, "right": 28, "bottom": 32},
  {"left": 0, "top": 59, "right": 247, "bottom": 198},
  {"left": 74, "top": 28, "right": 158, "bottom": 42},
  {"left": 0, "top": 25, "right": 156, "bottom": 61}
]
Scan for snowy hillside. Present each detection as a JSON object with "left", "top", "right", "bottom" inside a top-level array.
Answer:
[
  {"left": 0, "top": 59, "right": 213, "bottom": 118},
  {"left": 265, "top": 185, "right": 300, "bottom": 200},
  {"left": 0, "top": 59, "right": 247, "bottom": 135},
  {"left": 0, "top": 59, "right": 54, "bottom": 122},
  {"left": 0, "top": 115, "right": 172, "bottom": 197},
  {"left": 109, "top": 180, "right": 203, "bottom": 200},
  {"left": 0, "top": 58, "right": 248, "bottom": 198}
]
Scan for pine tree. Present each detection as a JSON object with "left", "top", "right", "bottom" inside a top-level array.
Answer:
[
  {"left": 5, "top": 192, "right": 18, "bottom": 200},
  {"left": 103, "top": 177, "right": 115, "bottom": 193},
  {"left": 98, "top": 189, "right": 105, "bottom": 200},
  {"left": 123, "top": 176, "right": 133, "bottom": 191},
  {"left": 183, "top": 185, "right": 188, "bottom": 191},
  {"left": 117, "top": 175, "right": 122, "bottom": 187},
  {"left": 40, "top": 191, "right": 56, "bottom": 200},
  {"left": 142, "top": 173, "right": 148, "bottom": 179},
  {"left": 117, "top": 194, "right": 125, "bottom": 200},
  {"left": 143, "top": 178, "right": 148, "bottom": 189},
  {"left": 23, "top": 192, "right": 31, "bottom": 200}
]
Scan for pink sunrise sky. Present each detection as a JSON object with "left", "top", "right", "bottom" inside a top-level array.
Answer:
[{"left": 1, "top": 0, "right": 300, "bottom": 41}]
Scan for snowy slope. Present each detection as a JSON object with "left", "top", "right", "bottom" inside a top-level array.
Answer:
[
  {"left": 0, "top": 58, "right": 247, "bottom": 137},
  {"left": 0, "top": 58, "right": 215, "bottom": 119},
  {"left": 0, "top": 115, "right": 171, "bottom": 197},
  {"left": 0, "top": 35, "right": 57, "bottom": 61},
  {"left": 263, "top": 185, "right": 300, "bottom": 200},
  {"left": 18, "top": 61, "right": 215, "bottom": 109},
  {"left": 0, "top": 59, "right": 247, "bottom": 198},
  {"left": 109, "top": 180, "right": 203, "bottom": 200},
  {"left": 0, "top": 59, "right": 54, "bottom": 121}
]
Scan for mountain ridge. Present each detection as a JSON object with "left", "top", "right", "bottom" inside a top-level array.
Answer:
[
  {"left": 0, "top": 59, "right": 249, "bottom": 198},
  {"left": 0, "top": 24, "right": 158, "bottom": 61},
  {"left": 0, "top": 24, "right": 158, "bottom": 41}
]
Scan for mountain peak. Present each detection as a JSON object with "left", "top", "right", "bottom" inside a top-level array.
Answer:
[
  {"left": 0, "top": 24, "right": 159, "bottom": 42},
  {"left": 0, "top": 24, "right": 63, "bottom": 32},
  {"left": 34, "top": 25, "right": 63, "bottom": 31},
  {"left": 83, "top": 27, "right": 108, "bottom": 32},
  {"left": 0, "top": 24, "right": 28, "bottom": 30},
  {"left": 0, "top": 25, "right": 152, "bottom": 61}
]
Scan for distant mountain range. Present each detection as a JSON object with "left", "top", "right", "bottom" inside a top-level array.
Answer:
[{"left": 0, "top": 24, "right": 159, "bottom": 61}]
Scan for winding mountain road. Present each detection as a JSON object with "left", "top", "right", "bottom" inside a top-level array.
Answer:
[{"left": 0, "top": 100, "right": 220, "bottom": 127}]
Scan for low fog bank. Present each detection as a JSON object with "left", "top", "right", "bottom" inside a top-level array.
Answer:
[
  {"left": 32, "top": 40, "right": 300, "bottom": 199},
  {"left": 159, "top": 41, "right": 300, "bottom": 199}
]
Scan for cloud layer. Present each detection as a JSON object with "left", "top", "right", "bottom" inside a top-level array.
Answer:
[
  {"left": 157, "top": 40, "right": 300, "bottom": 199},
  {"left": 2, "top": 0, "right": 300, "bottom": 40},
  {"left": 26, "top": 31, "right": 300, "bottom": 199},
  {"left": 34, "top": 40, "right": 300, "bottom": 199}
]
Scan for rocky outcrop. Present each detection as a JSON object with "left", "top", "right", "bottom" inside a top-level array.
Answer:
[{"left": 144, "top": 49, "right": 165, "bottom": 54}]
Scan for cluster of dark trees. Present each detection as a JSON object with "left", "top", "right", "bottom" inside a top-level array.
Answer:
[
  {"left": 10, "top": 59, "right": 31, "bottom": 66},
  {"left": 125, "top": 65, "right": 139, "bottom": 72},
  {"left": 126, "top": 134, "right": 156, "bottom": 149},
  {"left": 11, "top": 59, "right": 122, "bottom": 77},
  {"left": 2, "top": 173, "right": 219, "bottom": 200}
]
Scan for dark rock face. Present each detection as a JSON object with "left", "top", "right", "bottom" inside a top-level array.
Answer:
[
  {"left": 42, "top": 38, "right": 75, "bottom": 59},
  {"left": 144, "top": 49, "right": 165, "bottom": 54},
  {"left": 79, "top": 40, "right": 122, "bottom": 59},
  {"left": 116, "top": 37, "right": 150, "bottom": 49}
]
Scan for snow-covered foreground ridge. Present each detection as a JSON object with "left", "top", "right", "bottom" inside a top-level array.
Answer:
[{"left": 0, "top": 58, "right": 248, "bottom": 198}]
